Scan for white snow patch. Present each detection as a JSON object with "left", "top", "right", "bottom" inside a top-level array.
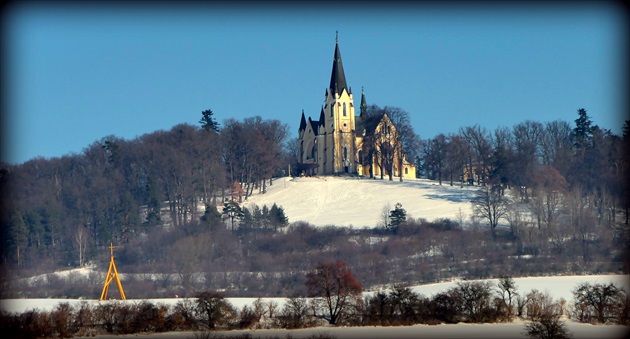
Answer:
[{"left": 244, "top": 176, "right": 477, "bottom": 228}]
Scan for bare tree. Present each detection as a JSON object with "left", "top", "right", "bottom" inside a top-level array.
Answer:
[
  {"left": 74, "top": 225, "right": 89, "bottom": 267},
  {"left": 305, "top": 260, "right": 363, "bottom": 324},
  {"left": 472, "top": 185, "right": 509, "bottom": 239},
  {"left": 460, "top": 125, "right": 492, "bottom": 186},
  {"left": 496, "top": 276, "right": 519, "bottom": 320},
  {"left": 445, "top": 134, "right": 471, "bottom": 187},
  {"left": 385, "top": 106, "right": 420, "bottom": 182},
  {"left": 512, "top": 121, "right": 544, "bottom": 201}
]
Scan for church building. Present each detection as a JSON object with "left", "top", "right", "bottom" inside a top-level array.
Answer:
[{"left": 297, "top": 35, "right": 416, "bottom": 179}]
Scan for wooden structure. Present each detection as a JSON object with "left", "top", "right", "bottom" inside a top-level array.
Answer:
[{"left": 99, "top": 243, "right": 127, "bottom": 301}]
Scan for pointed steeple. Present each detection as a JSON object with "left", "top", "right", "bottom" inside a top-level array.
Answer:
[
  {"left": 329, "top": 31, "right": 348, "bottom": 96},
  {"left": 360, "top": 87, "right": 367, "bottom": 117},
  {"left": 299, "top": 110, "right": 307, "bottom": 131},
  {"left": 319, "top": 106, "right": 326, "bottom": 127}
]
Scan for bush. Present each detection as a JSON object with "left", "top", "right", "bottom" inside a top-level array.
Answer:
[
  {"left": 524, "top": 314, "right": 571, "bottom": 339},
  {"left": 195, "top": 290, "right": 238, "bottom": 330},
  {"left": 524, "top": 289, "right": 559, "bottom": 321},
  {"left": 279, "top": 296, "right": 311, "bottom": 329}
]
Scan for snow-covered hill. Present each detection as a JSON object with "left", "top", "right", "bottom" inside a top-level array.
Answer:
[{"left": 244, "top": 176, "right": 478, "bottom": 227}]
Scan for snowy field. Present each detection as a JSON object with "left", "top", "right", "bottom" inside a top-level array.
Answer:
[
  {"left": 2, "top": 274, "right": 627, "bottom": 314},
  {"left": 71, "top": 321, "right": 630, "bottom": 339},
  {"left": 245, "top": 176, "right": 477, "bottom": 227},
  {"left": 2, "top": 274, "right": 628, "bottom": 338}
]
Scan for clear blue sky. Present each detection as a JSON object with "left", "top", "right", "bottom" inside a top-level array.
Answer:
[{"left": 2, "top": 2, "right": 627, "bottom": 165}]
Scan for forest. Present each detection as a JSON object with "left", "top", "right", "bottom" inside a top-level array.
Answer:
[{"left": 0, "top": 108, "right": 629, "bottom": 298}]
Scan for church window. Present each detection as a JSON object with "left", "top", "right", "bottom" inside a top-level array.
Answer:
[
  {"left": 405, "top": 167, "right": 408, "bottom": 175},
  {"left": 330, "top": 105, "right": 334, "bottom": 117},
  {"left": 343, "top": 103, "right": 347, "bottom": 116},
  {"left": 344, "top": 146, "right": 348, "bottom": 159}
]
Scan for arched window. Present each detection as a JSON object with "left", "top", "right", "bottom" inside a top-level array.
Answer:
[
  {"left": 344, "top": 146, "right": 348, "bottom": 159},
  {"left": 405, "top": 167, "right": 408, "bottom": 175},
  {"left": 343, "top": 103, "right": 347, "bottom": 116},
  {"left": 330, "top": 105, "right": 334, "bottom": 117}
]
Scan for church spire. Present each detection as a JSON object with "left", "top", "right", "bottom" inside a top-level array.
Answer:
[
  {"left": 360, "top": 87, "right": 367, "bottom": 117},
  {"left": 299, "top": 110, "right": 307, "bottom": 131},
  {"left": 329, "top": 32, "right": 348, "bottom": 96}
]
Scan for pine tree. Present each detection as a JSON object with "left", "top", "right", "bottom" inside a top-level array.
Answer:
[
  {"left": 199, "top": 109, "right": 220, "bottom": 132},
  {"left": 269, "top": 203, "right": 289, "bottom": 231},
  {"left": 201, "top": 204, "right": 222, "bottom": 230},
  {"left": 572, "top": 108, "right": 594, "bottom": 154},
  {"left": 388, "top": 203, "right": 407, "bottom": 233},
  {"left": 8, "top": 212, "right": 29, "bottom": 267},
  {"left": 222, "top": 201, "right": 243, "bottom": 232}
]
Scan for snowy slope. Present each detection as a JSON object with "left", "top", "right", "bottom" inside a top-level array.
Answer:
[{"left": 244, "top": 176, "right": 477, "bottom": 227}]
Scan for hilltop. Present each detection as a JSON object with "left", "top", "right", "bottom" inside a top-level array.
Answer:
[{"left": 244, "top": 176, "right": 478, "bottom": 228}]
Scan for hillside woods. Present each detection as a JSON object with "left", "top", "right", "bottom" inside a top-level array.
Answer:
[{"left": 1, "top": 109, "right": 629, "bottom": 298}]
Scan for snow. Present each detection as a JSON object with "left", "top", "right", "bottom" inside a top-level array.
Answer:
[
  {"left": 245, "top": 176, "right": 477, "bottom": 227},
  {"left": 3, "top": 274, "right": 627, "bottom": 315},
  {"left": 68, "top": 322, "right": 630, "bottom": 339}
]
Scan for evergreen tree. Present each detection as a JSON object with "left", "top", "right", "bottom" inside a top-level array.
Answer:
[
  {"left": 199, "top": 109, "right": 220, "bottom": 132},
  {"left": 222, "top": 200, "right": 243, "bottom": 232},
  {"left": 8, "top": 212, "right": 29, "bottom": 267},
  {"left": 572, "top": 108, "right": 594, "bottom": 154},
  {"left": 144, "top": 176, "right": 162, "bottom": 227},
  {"left": 200, "top": 204, "right": 222, "bottom": 230},
  {"left": 269, "top": 203, "right": 289, "bottom": 231},
  {"left": 261, "top": 205, "right": 270, "bottom": 229},
  {"left": 252, "top": 205, "right": 263, "bottom": 229},
  {"left": 240, "top": 207, "right": 254, "bottom": 233},
  {"left": 388, "top": 203, "right": 407, "bottom": 233}
]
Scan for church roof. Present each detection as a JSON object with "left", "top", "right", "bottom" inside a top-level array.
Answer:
[
  {"left": 329, "top": 34, "right": 348, "bottom": 95},
  {"left": 299, "top": 110, "right": 307, "bottom": 131},
  {"left": 319, "top": 106, "right": 326, "bottom": 126}
]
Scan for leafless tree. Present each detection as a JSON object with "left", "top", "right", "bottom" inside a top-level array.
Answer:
[
  {"left": 305, "top": 260, "right": 363, "bottom": 324},
  {"left": 472, "top": 185, "right": 509, "bottom": 239},
  {"left": 74, "top": 225, "right": 89, "bottom": 267},
  {"left": 460, "top": 125, "right": 492, "bottom": 186}
]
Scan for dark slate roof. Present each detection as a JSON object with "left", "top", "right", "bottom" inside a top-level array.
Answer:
[
  {"left": 307, "top": 117, "right": 319, "bottom": 135},
  {"left": 319, "top": 107, "right": 326, "bottom": 126},
  {"left": 299, "top": 110, "right": 307, "bottom": 131},
  {"left": 362, "top": 112, "right": 386, "bottom": 136},
  {"left": 329, "top": 39, "right": 348, "bottom": 95}
]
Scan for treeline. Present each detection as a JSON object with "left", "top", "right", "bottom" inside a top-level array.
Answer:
[
  {"left": 3, "top": 216, "right": 626, "bottom": 299},
  {"left": 420, "top": 109, "right": 630, "bottom": 229},
  {"left": 0, "top": 114, "right": 291, "bottom": 271},
  {"left": 1, "top": 280, "right": 627, "bottom": 338}
]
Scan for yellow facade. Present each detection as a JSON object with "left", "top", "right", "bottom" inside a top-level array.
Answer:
[{"left": 298, "top": 36, "right": 416, "bottom": 179}]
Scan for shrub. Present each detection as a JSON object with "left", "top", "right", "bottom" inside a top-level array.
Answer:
[
  {"left": 195, "top": 290, "right": 237, "bottom": 330},
  {"left": 524, "top": 314, "right": 571, "bottom": 339}
]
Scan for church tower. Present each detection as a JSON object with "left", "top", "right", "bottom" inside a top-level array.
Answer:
[
  {"left": 297, "top": 33, "right": 358, "bottom": 176},
  {"left": 321, "top": 32, "right": 357, "bottom": 174}
]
